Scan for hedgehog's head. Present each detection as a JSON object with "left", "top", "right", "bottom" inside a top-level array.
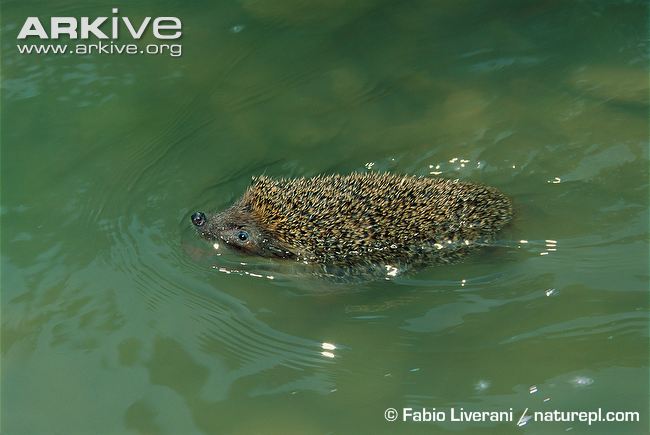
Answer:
[{"left": 191, "top": 203, "right": 294, "bottom": 259}]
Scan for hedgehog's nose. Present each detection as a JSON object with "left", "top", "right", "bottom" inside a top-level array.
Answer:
[{"left": 191, "top": 211, "right": 206, "bottom": 227}]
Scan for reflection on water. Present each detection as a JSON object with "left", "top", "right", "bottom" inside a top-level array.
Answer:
[{"left": 2, "top": 0, "right": 648, "bottom": 434}]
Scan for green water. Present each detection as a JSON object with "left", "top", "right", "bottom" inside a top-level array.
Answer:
[{"left": 2, "top": 1, "right": 648, "bottom": 434}]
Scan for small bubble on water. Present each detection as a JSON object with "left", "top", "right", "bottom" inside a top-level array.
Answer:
[
  {"left": 230, "top": 25, "right": 245, "bottom": 33},
  {"left": 517, "top": 415, "right": 532, "bottom": 426},
  {"left": 545, "top": 288, "right": 558, "bottom": 297},
  {"left": 475, "top": 380, "right": 491, "bottom": 392},
  {"left": 571, "top": 376, "right": 594, "bottom": 387},
  {"left": 384, "top": 265, "right": 400, "bottom": 277}
]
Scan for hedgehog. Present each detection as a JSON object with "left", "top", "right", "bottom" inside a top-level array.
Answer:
[{"left": 191, "top": 173, "right": 512, "bottom": 277}]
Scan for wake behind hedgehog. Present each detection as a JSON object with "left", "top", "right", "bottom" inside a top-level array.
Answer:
[{"left": 190, "top": 172, "right": 512, "bottom": 281}]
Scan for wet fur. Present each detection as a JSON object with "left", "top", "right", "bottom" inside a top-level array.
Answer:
[{"left": 196, "top": 173, "right": 512, "bottom": 271}]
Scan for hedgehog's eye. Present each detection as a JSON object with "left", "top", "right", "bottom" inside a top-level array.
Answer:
[{"left": 237, "top": 230, "right": 249, "bottom": 242}]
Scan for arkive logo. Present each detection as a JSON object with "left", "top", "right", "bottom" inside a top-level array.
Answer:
[
  {"left": 16, "top": 8, "right": 183, "bottom": 57},
  {"left": 17, "top": 8, "right": 181, "bottom": 40}
]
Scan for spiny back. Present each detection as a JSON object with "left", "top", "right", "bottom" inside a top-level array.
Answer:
[{"left": 240, "top": 173, "right": 512, "bottom": 265}]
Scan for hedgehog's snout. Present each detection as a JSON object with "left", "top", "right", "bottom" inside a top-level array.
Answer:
[{"left": 191, "top": 211, "right": 206, "bottom": 227}]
